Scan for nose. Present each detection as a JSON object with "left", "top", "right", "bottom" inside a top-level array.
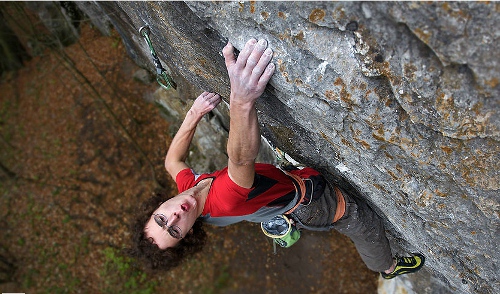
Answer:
[{"left": 169, "top": 212, "right": 180, "bottom": 223}]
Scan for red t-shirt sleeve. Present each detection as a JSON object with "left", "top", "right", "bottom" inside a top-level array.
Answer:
[{"left": 176, "top": 168, "right": 196, "bottom": 193}]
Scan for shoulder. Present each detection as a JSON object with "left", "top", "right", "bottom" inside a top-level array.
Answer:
[{"left": 176, "top": 168, "right": 196, "bottom": 192}]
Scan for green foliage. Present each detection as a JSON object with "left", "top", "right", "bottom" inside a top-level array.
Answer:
[
  {"left": 112, "top": 37, "right": 121, "bottom": 48},
  {"left": 212, "top": 265, "right": 230, "bottom": 293},
  {"left": 100, "top": 247, "right": 157, "bottom": 294}
]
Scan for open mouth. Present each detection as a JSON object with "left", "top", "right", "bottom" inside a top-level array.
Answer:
[{"left": 181, "top": 203, "right": 190, "bottom": 212}]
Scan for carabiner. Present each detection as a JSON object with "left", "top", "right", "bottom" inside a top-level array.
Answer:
[{"left": 139, "top": 26, "right": 176, "bottom": 90}]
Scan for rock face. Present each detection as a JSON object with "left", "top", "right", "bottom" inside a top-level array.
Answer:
[
  {"left": 25, "top": 2, "right": 81, "bottom": 46},
  {"left": 76, "top": 2, "right": 499, "bottom": 293}
]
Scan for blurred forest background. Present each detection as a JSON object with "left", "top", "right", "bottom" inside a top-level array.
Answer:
[
  {"left": 0, "top": 3, "right": 377, "bottom": 293},
  {"left": 0, "top": 2, "right": 177, "bottom": 293}
]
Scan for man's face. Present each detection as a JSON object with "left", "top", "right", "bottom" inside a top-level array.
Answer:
[{"left": 144, "top": 187, "right": 201, "bottom": 249}]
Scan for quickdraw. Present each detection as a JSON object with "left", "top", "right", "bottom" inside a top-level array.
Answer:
[{"left": 139, "top": 25, "right": 176, "bottom": 90}]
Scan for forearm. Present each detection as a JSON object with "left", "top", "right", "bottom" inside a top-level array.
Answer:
[
  {"left": 166, "top": 109, "right": 201, "bottom": 164},
  {"left": 164, "top": 92, "right": 221, "bottom": 179},
  {"left": 165, "top": 110, "right": 201, "bottom": 172},
  {"left": 227, "top": 98, "right": 260, "bottom": 166}
]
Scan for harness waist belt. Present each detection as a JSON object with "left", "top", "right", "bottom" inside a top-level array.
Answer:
[
  {"left": 283, "top": 171, "right": 306, "bottom": 215},
  {"left": 283, "top": 170, "right": 346, "bottom": 222}
]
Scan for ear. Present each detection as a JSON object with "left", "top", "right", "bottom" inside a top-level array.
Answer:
[{"left": 188, "top": 228, "right": 194, "bottom": 235}]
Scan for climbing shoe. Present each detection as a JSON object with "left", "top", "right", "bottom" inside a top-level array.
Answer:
[{"left": 381, "top": 253, "right": 425, "bottom": 279}]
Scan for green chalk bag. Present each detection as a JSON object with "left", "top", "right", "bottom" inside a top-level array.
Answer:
[{"left": 261, "top": 215, "right": 301, "bottom": 248}]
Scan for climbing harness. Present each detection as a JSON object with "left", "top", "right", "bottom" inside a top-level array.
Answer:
[{"left": 139, "top": 25, "right": 176, "bottom": 90}]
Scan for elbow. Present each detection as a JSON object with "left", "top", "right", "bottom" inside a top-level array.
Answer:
[
  {"left": 164, "top": 150, "right": 179, "bottom": 174},
  {"left": 227, "top": 147, "right": 259, "bottom": 167},
  {"left": 164, "top": 157, "right": 173, "bottom": 175},
  {"left": 228, "top": 157, "right": 255, "bottom": 167}
]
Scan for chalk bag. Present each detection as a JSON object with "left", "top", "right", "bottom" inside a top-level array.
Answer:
[{"left": 261, "top": 215, "right": 300, "bottom": 248}]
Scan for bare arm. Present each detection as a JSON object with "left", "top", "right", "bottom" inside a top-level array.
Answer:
[
  {"left": 222, "top": 39, "right": 275, "bottom": 188},
  {"left": 165, "top": 92, "right": 221, "bottom": 180}
]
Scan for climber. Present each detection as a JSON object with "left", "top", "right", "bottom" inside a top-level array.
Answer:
[{"left": 129, "top": 38, "right": 425, "bottom": 279}]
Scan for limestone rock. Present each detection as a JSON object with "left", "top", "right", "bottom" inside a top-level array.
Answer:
[
  {"left": 76, "top": 2, "right": 499, "bottom": 293},
  {"left": 25, "top": 2, "right": 81, "bottom": 46}
]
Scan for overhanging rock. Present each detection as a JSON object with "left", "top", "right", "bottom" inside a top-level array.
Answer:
[{"left": 76, "top": 2, "right": 499, "bottom": 293}]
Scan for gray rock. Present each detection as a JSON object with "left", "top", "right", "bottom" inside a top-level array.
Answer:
[
  {"left": 75, "top": 1, "right": 112, "bottom": 36},
  {"left": 25, "top": 2, "right": 80, "bottom": 46},
  {"left": 132, "top": 69, "right": 154, "bottom": 85},
  {"left": 75, "top": 2, "right": 499, "bottom": 293}
]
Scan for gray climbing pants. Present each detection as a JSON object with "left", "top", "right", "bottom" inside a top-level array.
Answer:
[{"left": 332, "top": 189, "right": 394, "bottom": 272}]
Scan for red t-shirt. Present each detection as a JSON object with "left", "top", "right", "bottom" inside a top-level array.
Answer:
[{"left": 176, "top": 163, "right": 320, "bottom": 218}]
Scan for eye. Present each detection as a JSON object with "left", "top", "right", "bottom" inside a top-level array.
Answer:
[
  {"left": 168, "top": 225, "right": 183, "bottom": 239},
  {"left": 154, "top": 214, "right": 168, "bottom": 227}
]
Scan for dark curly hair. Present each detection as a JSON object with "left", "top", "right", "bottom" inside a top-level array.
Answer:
[{"left": 128, "top": 189, "right": 207, "bottom": 271}]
